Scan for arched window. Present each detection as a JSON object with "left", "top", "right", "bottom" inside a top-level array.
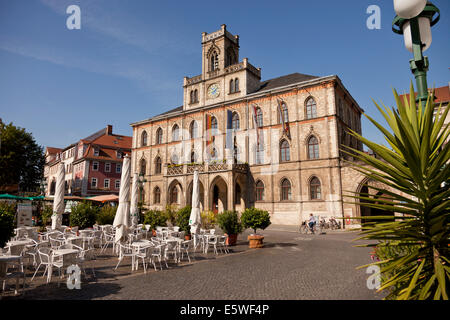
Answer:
[
  {"left": 234, "top": 78, "right": 239, "bottom": 92},
  {"left": 172, "top": 124, "right": 180, "bottom": 141},
  {"left": 280, "top": 140, "right": 290, "bottom": 162},
  {"left": 141, "top": 131, "right": 148, "bottom": 147},
  {"left": 190, "top": 90, "right": 194, "bottom": 104},
  {"left": 308, "top": 136, "right": 319, "bottom": 159},
  {"left": 255, "top": 143, "right": 264, "bottom": 164},
  {"left": 211, "top": 116, "right": 218, "bottom": 135},
  {"left": 155, "top": 156, "right": 162, "bottom": 174},
  {"left": 140, "top": 158, "right": 146, "bottom": 175},
  {"left": 232, "top": 112, "right": 240, "bottom": 130},
  {"left": 194, "top": 89, "right": 198, "bottom": 103},
  {"left": 170, "top": 185, "right": 178, "bottom": 204},
  {"left": 210, "top": 147, "right": 218, "bottom": 160},
  {"left": 229, "top": 79, "right": 234, "bottom": 93},
  {"left": 171, "top": 153, "right": 179, "bottom": 164},
  {"left": 154, "top": 187, "right": 161, "bottom": 204},
  {"left": 190, "top": 151, "right": 197, "bottom": 163},
  {"left": 156, "top": 128, "right": 163, "bottom": 145},
  {"left": 310, "top": 177, "right": 322, "bottom": 200},
  {"left": 190, "top": 121, "right": 198, "bottom": 139},
  {"left": 306, "top": 97, "right": 317, "bottom": 119},
  {"left": 255, "top": 180, "right": 265, "bottom": 201},
  {"left": 281, "top": 179, "right": 292, "bottom": 201},
  {"left": 279, "top": 102, "right": 289, "bottom": 124},
  {"left": 256, "top": 107, "right": 263, "bottom": 127},
  {"left": 210, "top": 51, "right": 218, "bottom": 71}
]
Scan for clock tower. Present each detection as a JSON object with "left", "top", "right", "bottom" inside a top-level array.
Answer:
[{"left": 183, "top": 24, "right": 261, "bottom": 110}]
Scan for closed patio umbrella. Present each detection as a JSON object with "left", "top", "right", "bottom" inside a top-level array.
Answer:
[
  {"left": 189, "top": 170, "right": 201, "bottom": 246},
  {"left": 51, "top": 162, "right": 65, "bottom": 230},
  {"left": 113, "top": 155, "right": 131, "bottom": 243},
  {"left": 130, "top": 173, "right": 139, "bottom": 228}
]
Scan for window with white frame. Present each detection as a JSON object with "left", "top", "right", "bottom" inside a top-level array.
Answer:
[
  {"left": 92, "top": 161, "right": 99, "bottom": 171},
  {"left": 115, "top": 179, "right": 120, "bottom": 189},
  {"left": 104, "top": 179, "right": 110, "bottom": 189},
  {"left": 94, "top": 148, "right": 99, "bottom": 156},
  {"left": 91, "top": 178, "right": 97, "bottom": 188},
  {"left": 105, "top": 162, "right": 111, "bottom": 172},
  {"left": 116, "top": 163, "right": 121, "bottom": 173}
]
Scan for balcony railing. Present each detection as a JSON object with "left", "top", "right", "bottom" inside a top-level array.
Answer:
[{"left": 165, "top": 162, "right": 248, "bottom": 176}]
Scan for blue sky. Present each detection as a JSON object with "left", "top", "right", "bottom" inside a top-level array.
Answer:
[{"left": 0, "top": 0, "right": 449, "bottom": 149}]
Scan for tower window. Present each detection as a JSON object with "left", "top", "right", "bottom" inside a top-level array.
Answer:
[{"left": 210, "top": 51, "right": 219, "bottom": 71}]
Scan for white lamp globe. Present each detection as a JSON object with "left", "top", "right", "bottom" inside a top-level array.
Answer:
[
  {"left": 394, "top": 0, "right": 427, "bottom": 19},
  {"left": 402, "top": 17, "right": 432, "bottom": 52}
]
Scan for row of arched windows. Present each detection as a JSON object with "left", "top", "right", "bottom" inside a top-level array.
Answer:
[
  {"left": 229, "top": 78, "right": 239, "bottom": 93},
  {"left": 147, "top": 176, "right": 322, "bottom": 205},
  {"left": 190, "top": 89, "right": 199, "bottom": 104},
  {"left": 141, "top": 98, "right": 319, "bottom": 147},
  {"left": 255, "top": 177, "right": 322, "bottom": 201},
  {"left": 139, "top": 134, "right": 321, "bottom": 173}
]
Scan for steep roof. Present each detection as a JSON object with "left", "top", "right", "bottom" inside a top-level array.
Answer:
[
  {"left": 92, "top": 134, "right": 132, "bottom": 150},
  {"left": 45, "top": 147, "right": 62, "bottom": 155},
  {"left": 254, "top": 72, "right": 319, "bottom": 93}
]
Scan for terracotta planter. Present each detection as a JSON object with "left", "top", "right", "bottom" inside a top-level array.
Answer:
[
  {"left": 225, "top": 234, "right": 238, "bottom": 246},
  {"left": 184, "top": 234, "right": 192, "bottom": 240},
  {"left": 248, "top": 234, "right": 264, "bottom": 248}
]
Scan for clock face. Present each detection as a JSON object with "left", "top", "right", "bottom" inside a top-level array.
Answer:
[{"left": 207, "top": 83, "right": 220, "bottom": 98}]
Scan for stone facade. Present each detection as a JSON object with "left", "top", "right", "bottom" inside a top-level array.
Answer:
[{"left": 130, "top": 25, "right": 374, "bottom": 227}]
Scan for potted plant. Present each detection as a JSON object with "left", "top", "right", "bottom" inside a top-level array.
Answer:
[
  {"left": 217, "top": 210, "right": 243, "bottom": 246},
  {"left": 143, "top": 209, "right": 167, "bottom": 236},
  {"left": 176, "top": 205, "right": 192, "bottom": 240},
  {"left": 240, "top": 208, "right": 271, "bottom": 248}
]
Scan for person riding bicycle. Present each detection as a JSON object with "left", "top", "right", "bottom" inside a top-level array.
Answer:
[{"left": 308, "top": 214, "right": 316, "bottom": 234}]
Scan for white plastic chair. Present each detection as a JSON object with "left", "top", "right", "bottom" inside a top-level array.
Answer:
[
  {"left": 31, "top": 247, "right": 53, "bottom": 282},
  {"left": 164, "top": 240, "right": 179, "bottom": 265},
  {"left": 1, "top": 258, "right": 25, "bottom": 296},
  {"left": 150, "top": 244, "right": 167, "bottom": 271},
  {"left": 179, "top": 239, "right": 194, "bottom": 263},
  {"left": 114, "top": 243, "right": 136, "bottom": 271},
  {"left": 218, "top": 235, "right": 229, "bottom": 254},
  {"left": 134, "top": 244, "right": 153, "bottom": 273},
  {"left": 205, "top": 235, "right": 219, "bottom": 255}
]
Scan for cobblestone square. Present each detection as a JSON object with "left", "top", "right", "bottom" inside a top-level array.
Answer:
[{"left": 3, "top": 227, "right": 384, "bottom": 300}]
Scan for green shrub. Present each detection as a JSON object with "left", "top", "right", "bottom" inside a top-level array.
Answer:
[
  {"left": 40, "top": 204, "right": 53, "bottom": 227},
  {"left": 96, "top": 204, "right": 117, "bottom": 225},
  {"left": 200, "top": 210, "right": 217, "bottom": 229},
  {"left": 0, "top": 203, "right": 15, "bottom": 248},
  {"left": 217, "top": 210, "right": 243, "bottom": 235},
  {"left": 176, "top": 205, "right": 192, "bottom": 235},
  {"left": 69, "top": 202, "right": 99, "bottom": 229},
  {"left": 143, "top": 209, "right": 167, "bottom": 231},
  {"left": 164, "top": 204, "right": 177, "bottom": 226},
  {"left": 241, "top": 207, "right": 271, "bottom": 234}
]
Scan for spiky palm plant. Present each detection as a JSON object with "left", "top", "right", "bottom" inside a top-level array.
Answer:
[{"left": 345, "top": 84, "right": 449, "bottom": 300}]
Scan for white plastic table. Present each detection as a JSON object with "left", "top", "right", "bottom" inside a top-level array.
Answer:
[{"left": 47, "top": 249, "right": 79, "bottom": 283}]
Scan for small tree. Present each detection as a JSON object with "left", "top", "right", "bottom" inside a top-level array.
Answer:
[
  {"left": 217, "top": 210, "right": 243, "bottom": 235},
  {"left": 200, "top": 210, "right": 217, "bottom": 229},
  {"left": 143, "top": 209, "right": 167, "bottom": 231},
  {"left": 96, "top": 204, "right": 117, "bottom": 225},
  {"left": 176, "top": 205, "right": 192, "bottom": 235},
  {"left": 69, "top": 202, "right": 99, "bottom": 229},
  {"left": 241, "top": 208, "right": 271, "bottom": 235},
  {"left": 164, "top": 204, "right": 177, "bottom": 226},
  {"left": 0, "top": 202, "right": 15, "bottom": 248}
]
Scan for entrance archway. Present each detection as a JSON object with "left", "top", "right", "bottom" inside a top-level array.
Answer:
[
  {"left": 209, "top": 176, "right": 228, "bottom": 214},
  {"left": 358, "top": 179, "right": 395, "bottom": 223}
]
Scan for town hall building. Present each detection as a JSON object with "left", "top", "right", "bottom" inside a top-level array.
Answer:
[{"left": 130, "top": 24, "right": 376, "bottom": 227}]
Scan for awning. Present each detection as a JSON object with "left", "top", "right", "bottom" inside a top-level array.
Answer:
[{"left": 88, "top": 194, "right": 119, "bottom": 203}]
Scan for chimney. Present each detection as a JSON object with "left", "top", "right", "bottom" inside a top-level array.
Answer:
[{"left": 106, "top": 125, "right": 113, "bottom": 135}]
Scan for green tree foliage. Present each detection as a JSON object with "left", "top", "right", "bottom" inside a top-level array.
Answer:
[
  {"left": 143, "top": 209, "right": 167, "bottom": 231},
  {"left": 69, "top": 202, "right": 99, "bottom": 229},
  {"left": 217, "top": 210, "right": 243, "bottom": 235},
  {"left": 164, "top": 204, "right": 177, "bottom": 226},
  {"left": 347, "top": 85, "right": 449, "bottom": 300},
  {"left": 176, "top": 205, "right": 191, "bottom": 235},
  {"left": 0, "top": 202, "right": 15, "bottom": 248},
  {"left": 40, "top": 204, "right": 53, "bottom": 227},
  {"left": 96, "top": 204, "right": 117, "bottom": 225},
  {"left": 200, "top": 210, "right": 217, "bottom": 229},
  {"left": 241, "top": 207, "right": 271, "bottom": 235},
  {"left": 0, "top": 121, "right": 45, "bottom": 192}
]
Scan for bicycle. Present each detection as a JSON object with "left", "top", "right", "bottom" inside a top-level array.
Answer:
[{"left": 299, "top": 222, "right": 321, "bottom": 234}]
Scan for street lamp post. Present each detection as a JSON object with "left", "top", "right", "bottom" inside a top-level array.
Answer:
[{"left": 392, "top": 0, "right": 440, "bottom": 110}]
